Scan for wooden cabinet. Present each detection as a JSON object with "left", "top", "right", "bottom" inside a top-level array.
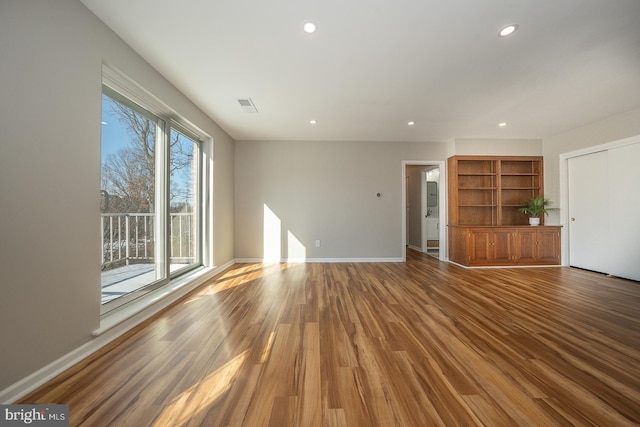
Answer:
[
  {"left": 448, "top": 155, "right": 559, "bottom": 266},
  {"left": 449, "top": 226, "right": 561, "bottom": 266}
]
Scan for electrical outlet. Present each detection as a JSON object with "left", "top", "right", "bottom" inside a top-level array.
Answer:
[{"left": 315, "top": 239, "right": 321, "bottom": 247}]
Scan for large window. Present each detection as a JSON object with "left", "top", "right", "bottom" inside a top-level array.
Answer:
[{"left": 100, "top": 82, "right": 202, "bottom": 313}]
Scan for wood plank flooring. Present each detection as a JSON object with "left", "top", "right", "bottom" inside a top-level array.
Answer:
[{"left": 20, "top": 251, "right": 640, "bottom": 426}]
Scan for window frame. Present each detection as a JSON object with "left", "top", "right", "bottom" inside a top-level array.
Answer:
[
  {"left": 168, "top": 124, "right": 203, "bottom": 279},
  {"left": 100, "top": 65, "right": 207, "bottom": 315}
]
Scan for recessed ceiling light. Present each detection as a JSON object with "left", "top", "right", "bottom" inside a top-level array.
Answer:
[
  {"left": 498, "top": 122, "right": 507, "bottom": 127},
  {"left": 407, "top": 121, "right": 415, "bottom": 126},
  {"left": 309, "top": 119, "right": 317, "bottom": 125},
  {"left": 303, "top": 22, "right": 317, "bottom": 34},
  {"left": 498, "top": 24, "right": 518, "bottom": 37}
]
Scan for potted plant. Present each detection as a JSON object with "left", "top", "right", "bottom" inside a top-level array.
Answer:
[{"left": 518, "top": 196, "right": 555, "bottom": 226}]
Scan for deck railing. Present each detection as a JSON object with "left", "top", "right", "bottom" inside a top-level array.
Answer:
[{"left": 101, "top": 212, "right": 195, "bottom": 270}]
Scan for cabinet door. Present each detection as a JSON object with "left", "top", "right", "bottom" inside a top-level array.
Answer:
[
  {"left": 515, "top": 229, "right": 537, "bottom": 264},
  {"left": 427, "top": 219, "right": 439, "bottom": 240},
  {"left": 468, "top": 229, "right": 492, "bottom": 265},
  {"left": 492, "top": 230, "right": 514, "bottom": 264},
  {"left": 468, "top": 228, "right": 514, "bottom": 265},
  {"left": 536, "top": 228, "right": 560, "bottom": 264}
]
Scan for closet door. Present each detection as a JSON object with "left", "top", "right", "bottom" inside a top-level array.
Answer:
[
  {"left": 608, "top": 143, "right": 640, "bottom": 281},
  {"left": 568, "top": 151, "right": 609, "bottom": 274}
]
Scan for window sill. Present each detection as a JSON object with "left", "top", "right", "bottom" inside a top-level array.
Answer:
[{"left": 93, "top": 266, "right": 215, "bottom": 336}]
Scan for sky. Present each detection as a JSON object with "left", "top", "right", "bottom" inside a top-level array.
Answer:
[
  {"left": 101, "top": 94, "right": 195, "bottom": 206},
  {"left": 101, "top": 94, "right": 133, "bottom": 159}
]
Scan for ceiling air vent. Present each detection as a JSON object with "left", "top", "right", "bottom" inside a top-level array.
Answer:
[{"left": 236, "top": 98, "right": 258, "bottom": 113}]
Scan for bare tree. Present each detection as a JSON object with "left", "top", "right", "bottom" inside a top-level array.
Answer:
[{"left": 101, "top": 97, "right": 193, "bottom": 214}]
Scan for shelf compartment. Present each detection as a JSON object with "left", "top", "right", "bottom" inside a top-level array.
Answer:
[
  {"left": 502, "top": 187, "right": 540, "bottom": 190},
  {"left": 501, "top": 174, "right": 540, "bottom": 188},
  {"left": 459, "top": 173, "right": 497, "bottom": 176},
  {"left": 457, "top": 160, "right": 496, "bottom": 174},
  {"left": 501, "top": 160, "right": 540, "bottom": 175},
  {"left": 501, "top": 206, "right": 530, "bottom": 226},
  {"left": 501, "top": 188, "right": 537, "bottom": 206},
  {"left": 459, "top": 206, "right": 497, "bottom": 226},
  {"left": 458, "top": 189, "right": 497, "bottom": 206},
  {"left": 458, "top": 175, "right": 496, "bottom": 188}
]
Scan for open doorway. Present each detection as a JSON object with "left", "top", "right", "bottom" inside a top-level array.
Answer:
[{"left": 402, "top": 161, "right": 446, "bottom": 262}]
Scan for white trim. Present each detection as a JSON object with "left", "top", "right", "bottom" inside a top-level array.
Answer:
[
  {"left": 558, "top": 134, "right": 640, "bottom": 266},
  {"left": 559, "top": 134, "right": 640, "bottom": 160},
  {"left": 102, "top": 64, "right": 170, "bottom": 119},
  {"left": 420, "top": 172, "right": 427, "bottom": 253},
  {"left": 401, "top": 160, "right": 447, "bottom": 262},
  {"left": 102, "top": 63, "right": 209, "bottom": 143},
  {"left": 0, "top": 261, "right": 234, "bottom": 404},
  {"left": 202, "top": 137, "right": 215, "bottom": 269}
]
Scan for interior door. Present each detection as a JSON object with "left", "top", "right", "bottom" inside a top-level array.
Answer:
[
  {"left": 568, "top": 151, "right": 609, "bottom": 273},
  {"left": 608, "top": 143, "right": 640, "bottom": 281}
]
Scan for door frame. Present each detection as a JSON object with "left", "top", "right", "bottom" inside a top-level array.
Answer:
[
  {"left": 559, "top": 134, "right": 640, "bottom": 266},
  {"left": 420, "top": 170, "right": 428, "bottom": 254},
  {"left": 401, "top": 160, "right": 447, "bottom": 262}
]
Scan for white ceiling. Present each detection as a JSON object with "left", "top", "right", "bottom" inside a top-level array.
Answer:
[{"left": 81, "top": 0, "right": 640, "bottom": 142}]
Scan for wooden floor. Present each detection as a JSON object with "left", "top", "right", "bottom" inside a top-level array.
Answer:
[{"left": 21, "top": 251, "right": 640, "bottom": 426}]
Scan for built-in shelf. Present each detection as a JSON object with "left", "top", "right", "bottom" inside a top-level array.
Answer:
[{"left": 448, "top": 155, "right": 559, "bottom": 266}]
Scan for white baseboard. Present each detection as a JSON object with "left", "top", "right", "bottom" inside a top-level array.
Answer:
[{"left": 0, "top": 260, "right": 234, "bottom": 404}]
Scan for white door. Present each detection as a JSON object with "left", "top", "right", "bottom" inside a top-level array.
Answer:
[
  {"left": 568, "top": 151, "right": 610, "bottom": 273},
  {"left": 608, "top": 143, "right": 640, "bottom": 281}
]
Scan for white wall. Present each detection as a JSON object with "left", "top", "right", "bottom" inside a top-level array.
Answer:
[
  {"left": 0, "top": 0, "right": 234, "bottom": 392},
  {"left": 452, "top": 138, "right": 543, "bottom": 156},
  {"left": 234, "top": 140, "right": 448, "bottom": 260},
  {"left": 543, "top": 107, "right": 640, "bottom": 225},
  {"left": 234, "top": 138, "right": 547, "bottom": 261}
]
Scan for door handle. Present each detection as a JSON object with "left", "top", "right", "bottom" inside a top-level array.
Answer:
[{"left": 570, "top": 217, "right": 575, "bottom": 221}]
